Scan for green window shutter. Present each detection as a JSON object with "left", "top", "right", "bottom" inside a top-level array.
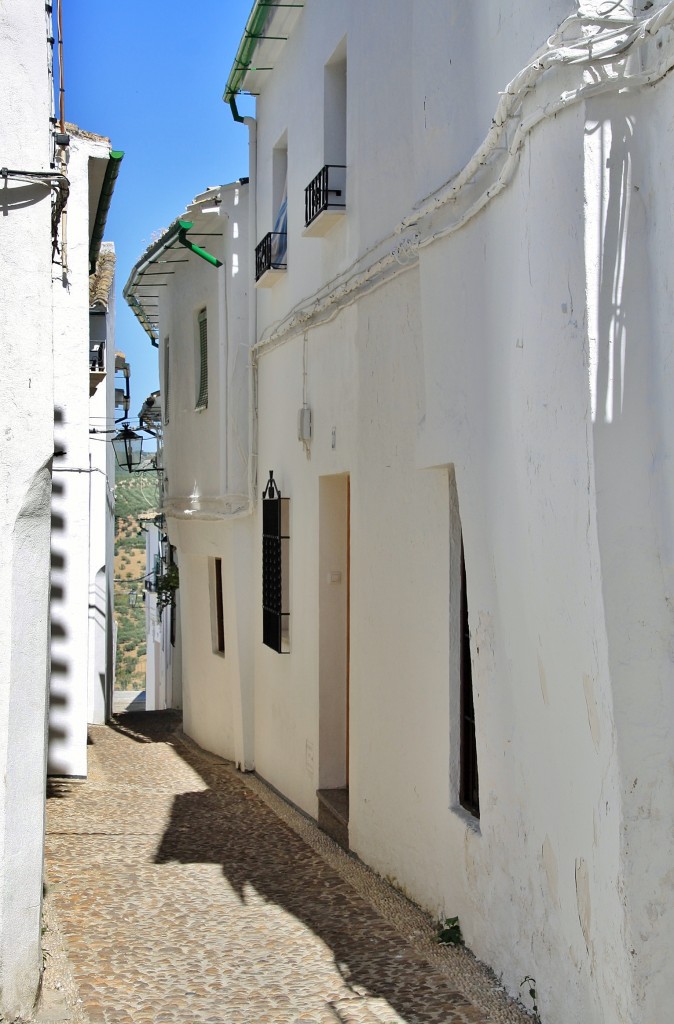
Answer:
[{"left": 196, "top": 309, "right": 208, "bottom": 409}]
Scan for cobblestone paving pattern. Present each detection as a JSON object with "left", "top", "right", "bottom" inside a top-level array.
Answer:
[{"left": 44, "top": 713, "right": 533, "bottom": 1024}]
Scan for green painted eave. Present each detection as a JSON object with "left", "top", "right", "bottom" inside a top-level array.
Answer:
[
  {"left": 123, "top": 215, "right": 223, "bottom": 345},
  {"left": 223, "top": 0, "right": 303, "bottom": 116},
  {"left": 89, "top": 149, "right": 124, "bottom": 274}
]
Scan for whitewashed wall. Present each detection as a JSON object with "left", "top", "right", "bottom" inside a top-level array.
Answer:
[
  {"left": 241, "top": 2, "right": 674, "bottom": 1022},
  {"left": 50, "top": 132, "right": 112, "bottom": 777},
  {"left": 152, "top": 184, "right": 254, "bottom": 766},
  {"left": 0, "top": 0, "right": 54, "bottom": 1014},
  {"left": 87, "top": 254, "right": 117, "bottom": 726},
  {"left": 161, "top": 185, "right": 250, "bottom": 509}
]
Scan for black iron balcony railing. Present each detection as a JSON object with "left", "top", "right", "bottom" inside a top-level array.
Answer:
[
  {"left": 255, "top": 232, "right": 287, "bottom": 281},
  {"left": 90, "top": 341, "right": 105, "bottom": 372},
  {"left": 304, "top": 165, "right": 346, "bottom": 228}
]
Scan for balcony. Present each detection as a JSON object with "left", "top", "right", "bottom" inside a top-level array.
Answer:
[
  {"left": 303, "top": 165, "right": 346, "bottom": 237},
  {"left": 255, "top": 231, "right": 287, "bottom": 287},
  {"left": 89, "top": 340, "right": 105, "bottom": 396}
]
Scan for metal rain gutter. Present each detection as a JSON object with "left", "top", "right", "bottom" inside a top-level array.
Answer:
[
  {"left": 124, "top": 219, "right": 222, "bottom": 345},
  {"left": 223, "top": 0, "right": 303, "bottom": 120},
  {"left": 123, "top": 220, "right": 184, "bottom": 345},
  {"left": 178, "top": 220, "right": 223, "bottom": 267},
  {"left": 89, "top": 150, "right": 124, "bottom": 273}
]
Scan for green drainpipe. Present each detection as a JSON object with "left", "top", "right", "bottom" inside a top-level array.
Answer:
[
  {"left": 223, "top": 0, "right": 275, "bottom": 117},
  {"left": 89, "top": 150, "right": 124, "bottom": 273},
  {"left": 178, "top": 221, "right": 222, "bottom": 268},
  {"left": 230, "top": 97, "right": 245, "bottom": 123}
]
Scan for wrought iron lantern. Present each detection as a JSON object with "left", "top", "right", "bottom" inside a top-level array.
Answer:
[
  {"left": 112, "top": 423, "right": 144, "bottom": 472},
  {"left": 262, "top": 470, "right": 290, "bottom": 653}
]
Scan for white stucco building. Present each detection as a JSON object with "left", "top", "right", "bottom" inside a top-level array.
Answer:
[
  {"left": 49, "top": 129, "right": 122, "bottom": 777},
  {"left": 0, "top": 3, "right": 121, "bottom": 1012},
  {"left": 0, "top": 2, "right": 56, "bottom": 1014},
  {"left": 225, "top": 3, "right": 674, "bottom": 1023},
  {"left": 129, "top": 2, "right": 674, "bottom": 1022},
  {"left": 125, "top": 183, "right": 253, "bottom": 762},
  {"left": 87, "top": 244, "right": 118, "bottom": 731}
]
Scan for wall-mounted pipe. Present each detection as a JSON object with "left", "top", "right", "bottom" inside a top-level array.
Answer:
[
  {"left": 177, "top": 220, "right": 223, "bottom": 267},
  {"left": 244, "top": 117, "right": 258, "bottom": 507}
]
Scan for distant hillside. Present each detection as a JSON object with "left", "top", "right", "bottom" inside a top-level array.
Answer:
[{"left": 114, "top": 467, "right": 160, "bottom": 691}]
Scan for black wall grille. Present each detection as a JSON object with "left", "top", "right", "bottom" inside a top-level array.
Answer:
[
  {"left": 196, "top": 309, "right": 208, "bottom": 409},
  {"left": 214, "top": 556, "right": 225, "bottom": 654},
  {"left": 262, "top": 471, "right": 290, "bottom": 653},
  {"left": 164, "top": 336, "right": 170, "bottom": 424}
]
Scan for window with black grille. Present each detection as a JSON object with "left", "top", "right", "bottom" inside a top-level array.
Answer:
[
  {"left": 163, "top": 336, "right": 170, "bottom": 424},
  {"left": 169, "top": 546, "right": 177, "bottom": 647},
  {"left": 210, "top": 556, "right": 225, "bottom": 655},
  {"left": 459, "top": 538, "right": 479, "bottom": 818},
  {"left": 195, "top": 308, "right": 208, "bottom": 409},
  {"left": 262, "top": 471, "right": 290, "bottom": 653}
]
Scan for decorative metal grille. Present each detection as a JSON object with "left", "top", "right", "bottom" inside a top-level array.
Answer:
[
  {"left": 163, "top": 336, "right": 170, "bottom": 424},
  {"left": 304, "top": 165, "right": 346, "bottom": 228},
  {"left": 255, "top": 232, "right": 287, "bottom": 281},
  {"left": 196, "top": 309, "right": 208, "bottom": 409},
  {"left": 262, "top": 470, "right": 290, "bottom": 653},
  {"left": 214, "top": 556, "right": 225, "bottom": 654}
]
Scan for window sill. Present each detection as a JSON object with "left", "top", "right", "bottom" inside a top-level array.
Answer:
[
  {"left": 255, "top": 266, "right": 287, "bottom": 288},
  {"left": 302, "top": 207, "right": 346, "bottom": 238},
  {"left": 451, "top": 802, "right": 481, "bottom": 836}
]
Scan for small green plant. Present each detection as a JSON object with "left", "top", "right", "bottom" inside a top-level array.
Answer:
[
  {"left": 436, "top": 915, "right": 464, "bottom": 946},
  {"left": 520, "top": 975, "right": 539, "bottom": 1018},
  {"left": 156, "top": 563, "right": 179, "bottom": 619}
]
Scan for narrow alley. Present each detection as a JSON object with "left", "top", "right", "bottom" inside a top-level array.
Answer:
[{"left": 42, "top": 713, "right": 531, "bottom": 1024}]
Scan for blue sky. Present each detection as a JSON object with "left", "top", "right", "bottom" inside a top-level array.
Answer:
[{"left": 64, "top": 0, "right": 255, "bottom": 416}]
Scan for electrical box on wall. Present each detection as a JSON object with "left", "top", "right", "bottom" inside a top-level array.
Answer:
[{"left": 297, "top": 405, "right": 312, "bottom": 442}]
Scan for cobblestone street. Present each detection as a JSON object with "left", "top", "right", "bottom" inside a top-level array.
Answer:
[{"left": 42, "top": 713, "right": 531, "bottom": 1024}]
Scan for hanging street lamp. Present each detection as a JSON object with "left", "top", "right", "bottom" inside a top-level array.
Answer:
[{"left": 112, "top": 422, "right": 145, "bottom": 473}]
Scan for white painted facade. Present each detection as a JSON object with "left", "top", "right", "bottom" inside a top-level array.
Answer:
[
  {"left": 49, "top": 131, "right": 120, "bottom": 777},
  {"left": 87, "top": 248, "right": 117, "bottom": 728},
  {"left": 222, "top": 4, "right": 674, "bottom": 1023},
  {"left": 125, "top": 183, "right": 254, "bottom": 765},
  {"left": 127, "top": 2, "right": 674, "bottom": 1022},
  {"left": 1, "top": 3, "right": 120, "bottom": 1012},
  {"left": 0, "top": 2, "right": 55, "bottom": 1014}
]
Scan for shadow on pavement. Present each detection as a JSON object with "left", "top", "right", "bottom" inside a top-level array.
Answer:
[{"left": 102, "top": 711, "right": 479, "bottom": 1024}]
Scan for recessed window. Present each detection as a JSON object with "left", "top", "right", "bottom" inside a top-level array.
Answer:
[
  {"left": 163, "top": 336, "right": 170, "bottom": 424},
  {"left": 449, "top": 468, "right": 479, "bottom": 822},
  {"left": 271, "top": 135, "right": 288, "bottom": 267},
  {"left": 195, "top": 308, "right": 208, "bottom": 410},
  {"left": 210, "top": 556, "right": 225, "bottom": 656},
  {"left": 459, "top": 538, "right": 479, "bottom": 818},
  {"left": 324, "top": 40, "right": 346, "bottom": 167}
]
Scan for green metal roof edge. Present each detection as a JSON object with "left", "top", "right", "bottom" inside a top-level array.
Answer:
[
  {"left": 123, "top": 218, "right": 184, "bottom": 343},
  {"left": 123, "top": 215, "right": 223, "bottom": 344},
  {"left": 223, "top": 0, "right": 275, "bottom": 107},
  {"left": 89, "top": 149, "right": 124, "bottom": 274}
]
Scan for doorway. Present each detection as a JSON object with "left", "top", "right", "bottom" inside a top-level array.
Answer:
[{"left": 317, "top": 474, "right": 350, "bottom": 848}]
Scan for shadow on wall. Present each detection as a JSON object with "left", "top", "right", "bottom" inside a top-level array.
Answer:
[
  {"left": 0, "top": 179, "right": 48, "bottom": 216},
  {"left": 48, "top": 406, "right": 71, "bottom": 775},
  {"left": 101, "top": 713, "right": 475, "bottom": 1024}
]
